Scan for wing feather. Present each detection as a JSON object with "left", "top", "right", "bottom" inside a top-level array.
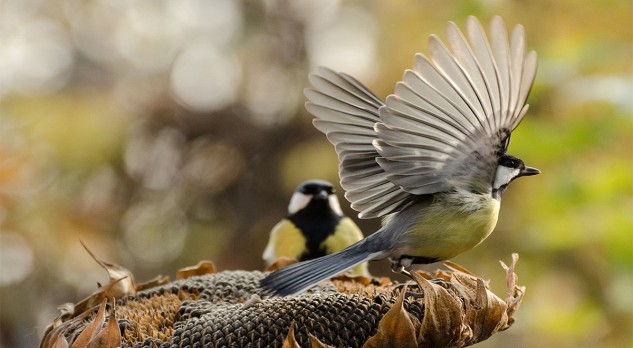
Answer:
[
  {"left": 388, "top": 83, "right": 474, "bottom": 140},
  {"left": 429, "top": 35, "right": 489, "bottom": 132},
  {"left": 412, "top": 54, "right": 481, "bottom": 132},
  {"left": 376, "top": 16, "right": 536, "bottom": 195},
  {"left": 489, "top": 16, "right": 511, "bottom": 127},
  {"left": 445, "top": 21, "right": 494, "bottom": 133},
  {"left": 466, "top": 17, "right": 502, "bottom": 129},
  {"left": 305, "top": 67, "right": 411, "bottom": 218}
]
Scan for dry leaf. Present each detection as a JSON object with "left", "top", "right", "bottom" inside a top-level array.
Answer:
[
  {"left": 70, "top": 299, "right": 107, "bottom": 348},
  {"left": 40, "top": 309, "right": 92, "bottom": 348},
  {"left": 430, "top": 269, "right": 454, "bottom": 280},
  {"left": 500, "top": 253, "right": 525, "bottom": 325},
  {"left": 447, "top": 272, "right": 482, "bottom": 344},
  {"left": 136, "top": 275, "right": 170, "bottom": 292},
  {"left": 330, "top": 273, "right": 395, "bottom": 297},
  {"left": 411, "top": 272, "right": 464, "bottom": 348},
  {"left": 414, "top": 271, "right": 433, "bottom": 280},
  {"left": 442, "top": 260, "right": 474, "bottom": 275},
  {"left": 281, "top": 323, "right": 300, "bottom": 348},
  {"left": 81, "top": 240, "right": 136, "bottom": 297},
  {"left": 331, "top": 273, "right": 373, "bottom": 286},
  {"left": 500, "top": 253, "right": 520, "bottom": 294},
  {"left": 376, "top": 277, "right": 393, "bottom": 286},
  {"left": 55, "top": 303, "right": 75, "bottom": 326},
  {"left": 265, "top": 257, "right": 298, "bottom": 272},
  {"left": 475, "top": 278, "right": 508, "bottom": 338},
  {"left": 51, "top": 335, "right": 69, "bottom": 348},
  {"left": 453, "top": 272, "right": 507, "bottom": 343},
  {"left": 86, "top": 301, "right": 121, "bottom": 348},
  {"left": 308, "top": 333, "right": 335, "bottom": 348},
  {"left": 176, "top": 261, "right": 216, "bottom": 280},
  {"left": 364, "top": 282, "right": 417, "bottom": 348}
]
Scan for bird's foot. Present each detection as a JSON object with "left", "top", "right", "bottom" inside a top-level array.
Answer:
[{"left": 390, "top": 257, "right": 415, "bottom": 276}]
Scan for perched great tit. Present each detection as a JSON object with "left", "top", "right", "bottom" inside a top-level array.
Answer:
[
  {"left": 262, "top": 180, "right": 369, "bottom": 276},
  {"left": 261, "top": 16, "right": 540, "bottom": 296}
]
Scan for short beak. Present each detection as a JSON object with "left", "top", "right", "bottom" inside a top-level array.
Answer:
[
  {"left": 315, "top": 190, "right": 328, "bottom": 200},
  {"left": 521, "top": 166, "right": 541, "bottom": 177}
]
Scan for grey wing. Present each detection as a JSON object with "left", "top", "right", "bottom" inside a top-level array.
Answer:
[
  {"left": 374, "top": 16, "right": 537, "bottom": 194},
  {"left": 305, "top": 67, "right": 413, "bottom": 219}
]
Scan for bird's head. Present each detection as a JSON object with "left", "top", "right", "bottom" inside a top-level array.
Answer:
[
  {"left": 492, "top": 154, "right": 540, "bottom": 198},
  {"left": 287, "top": 180, "right": 343, "bottom": 215}
]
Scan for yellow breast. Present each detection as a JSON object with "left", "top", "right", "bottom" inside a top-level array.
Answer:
[
  {"left": 400, "top": 193, "right": 501, "bottom": 261},
  {"left": 262, "top": 217, "right": 370, "bottom": 276},
  {"left": 262, "top": 219, "right": 307, "bottom": 266}
]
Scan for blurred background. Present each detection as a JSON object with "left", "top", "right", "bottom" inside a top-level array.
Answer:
[{"left": 0, "top": 0, "right": 631, "bottom": 347}]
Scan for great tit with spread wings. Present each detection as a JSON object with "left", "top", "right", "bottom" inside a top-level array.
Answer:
[
  {"left": 261, "top": 16, "right": 540, "bottom": 296},
  {"left": 263, "top": 180, "right": 369, "bottom": 276}
]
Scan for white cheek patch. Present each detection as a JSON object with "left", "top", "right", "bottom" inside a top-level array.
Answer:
[
  {"left": 328, "top": 195, "right": 344, "bottom": 216},
  {"left": 493, "top": 166, "right": 520, "bottom": 190},
  {"left": 288, "top": 192, "right": 311, "bottom": 214}
]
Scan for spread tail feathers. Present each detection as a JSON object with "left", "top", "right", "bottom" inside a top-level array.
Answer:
[{"left": 260, "top": 246, "right": 377, "bottom": 296}]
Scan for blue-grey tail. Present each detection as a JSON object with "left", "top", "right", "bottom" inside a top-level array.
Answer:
[{"left": 260, "top": 245, "right": 376, "bottom": 296}]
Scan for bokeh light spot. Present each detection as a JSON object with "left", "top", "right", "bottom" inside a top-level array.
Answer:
[
  {"left": 170, "top": 43, "right": 242, "bottom": 112},
  {"left": 123, "top": 201, "right": 188, "bottom": 265},
  {"left": 305, "top": 7, "right": 377, "bottom": 81},
  {"left": 0, "top": 19, "right": 73, "bottom": 95},
  {"left": 0, "top": 232, "right": 34, "bottom": 286}
]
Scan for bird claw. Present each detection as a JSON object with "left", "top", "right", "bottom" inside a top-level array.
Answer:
[{"left": 399, "top": 268, "right": 413, "bottom": 278}]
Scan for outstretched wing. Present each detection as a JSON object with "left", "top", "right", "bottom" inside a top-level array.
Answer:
[
  {"left": 305, "top": 17, "right": 537, "bottom": 217},
  {"left": 305, "top": 68, "right": 413, "bottom": 218},
  {"left": 374, "top": 16, "right": 537, "bottom": 195}
]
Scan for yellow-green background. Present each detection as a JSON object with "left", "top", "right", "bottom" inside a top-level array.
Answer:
[{"left": 0, "top": 0, "right": 631, "bottom": 347}]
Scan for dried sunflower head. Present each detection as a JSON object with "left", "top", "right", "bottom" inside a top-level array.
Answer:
[{"left": 40, "top": 252, "right": 524, "bottom": 348}]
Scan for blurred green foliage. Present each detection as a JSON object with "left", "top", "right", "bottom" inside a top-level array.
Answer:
[{"left": 0, "top": 0, "right": 631, "bottom": 347}]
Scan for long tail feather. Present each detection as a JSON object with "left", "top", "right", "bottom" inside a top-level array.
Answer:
[{"left": 260, "top": 245, "right": 376, "bottom": 296}]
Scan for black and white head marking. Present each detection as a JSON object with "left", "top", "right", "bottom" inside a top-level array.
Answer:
[
  {"left": 287, "top": 180, "right": 343, "bottom": 215},
  {"left": 493, "top": 154, "right": 540, "bottom": 198}
]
